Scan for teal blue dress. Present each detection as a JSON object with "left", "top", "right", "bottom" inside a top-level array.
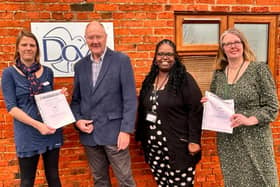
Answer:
[
  {"left": 210, "top": 61, "right": 279, "bottom": 187},
  {"left": 1, "top": 66, "right": 63, "bottom": 158}
]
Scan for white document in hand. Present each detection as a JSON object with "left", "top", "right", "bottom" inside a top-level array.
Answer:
[
  {"left": 202, "top": 91, "right": 234, "bottom": 134},
  {"left": 35, "top": 89, "right": 76, "bottom": 129}
]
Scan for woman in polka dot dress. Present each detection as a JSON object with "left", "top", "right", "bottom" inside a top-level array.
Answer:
[{"left": 136, "top": 39, "right": 203, "bottom": 187}]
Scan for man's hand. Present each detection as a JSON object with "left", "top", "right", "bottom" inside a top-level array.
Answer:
[
  {"left": 76, "top": 119, "right": 94, "bottom": 134},
  {"left": 117, "top": 132, "right": 130, "bottom": 151}
]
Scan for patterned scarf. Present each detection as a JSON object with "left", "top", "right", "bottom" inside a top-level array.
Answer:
[{"left": 16, "top": 58, "right": 42, "bottom": 96}]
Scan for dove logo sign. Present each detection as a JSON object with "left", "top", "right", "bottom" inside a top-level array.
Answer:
[
  {"left": 41, "top": 27, "right": 88, "bottom": 74},
  {"left": 31, "top": 22, "right": 114, "bottom": 77}
]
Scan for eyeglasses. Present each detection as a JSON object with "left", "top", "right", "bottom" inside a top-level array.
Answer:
[
  {"left": 157, "top": 52, "right": 174, "bottom": 57},
  {"left": 222, "top": 41, "right": 242, "bottom": 48},
  {"left": 85, "top": 35, "right": 104, "bottom": 40}
]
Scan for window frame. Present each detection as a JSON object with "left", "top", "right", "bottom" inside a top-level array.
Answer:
[
  {"left": 228, "top": 15, "right": 277, "bottom": 76},
  {"left": 175, "top": 15, "right": 227, "bottom": 55},
  {"left": 175, "top": 13, "right": 277, "bottom": 77}
]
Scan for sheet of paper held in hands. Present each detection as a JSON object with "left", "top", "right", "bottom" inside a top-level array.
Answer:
[
  {"left": 35, "top": 89, "right": 76, "bottom": 129},
  {"left": 202, "top": 91, "right": 234, "bottom": 134}
]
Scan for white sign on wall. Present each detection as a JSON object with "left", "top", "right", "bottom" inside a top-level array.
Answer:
[{"left": 31, "top": 22, "right": 114, "bottom": 77}]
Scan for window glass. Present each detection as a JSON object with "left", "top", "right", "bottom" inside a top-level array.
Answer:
[
  {"left": 235, "top": 24, "right": 268, "bottom": 62},
  {"left": 183, "top": 23, "right": 219, "bottom": 44}
]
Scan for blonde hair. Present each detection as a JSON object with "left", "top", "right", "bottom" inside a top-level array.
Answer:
[
  {"left": 14, "top": 30, "right": 40, "bottom": 63},
  {"left": 216, "top": 28, "right": 256, "bottom": 70}
]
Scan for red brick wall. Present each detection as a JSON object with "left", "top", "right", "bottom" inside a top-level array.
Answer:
[{"left": 0, "top": 1, "right": 279, "bottom": 187}]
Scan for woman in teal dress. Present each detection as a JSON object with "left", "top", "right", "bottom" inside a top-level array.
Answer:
[
  {"left": 2, "top": 30, "right": 65, "bottom": 187},
  {"left": 203, "top": 28, "right": 279, "bottom": 186}
]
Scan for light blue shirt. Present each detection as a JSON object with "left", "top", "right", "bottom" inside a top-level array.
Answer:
[{"left": 90, "top": 48, "right": 107, "bottom": 87}]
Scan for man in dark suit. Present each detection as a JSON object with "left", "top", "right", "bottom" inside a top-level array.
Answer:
[{"left": 70, "top": 21, "right": 137, "bottom": 187}]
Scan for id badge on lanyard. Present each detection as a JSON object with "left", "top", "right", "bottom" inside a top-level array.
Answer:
[
  {"left": 145, "top": 90, "right": 158, "bottom": 123},
  {"left": 146, "top": 112, "right": 157, "bottom": 123}
]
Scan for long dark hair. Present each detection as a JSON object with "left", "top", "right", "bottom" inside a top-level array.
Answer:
[{"left": 139, "top": 39, "right": 187, "bottom": 100}]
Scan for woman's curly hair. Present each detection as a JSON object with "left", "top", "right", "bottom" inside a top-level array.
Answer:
[{"left": 139, "top": 39, "right": 187, "bottom": 100}]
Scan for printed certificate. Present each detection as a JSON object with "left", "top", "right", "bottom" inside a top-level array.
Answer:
[
  {"left": 202, "top": 91, "right": 234, "bottom": 134},
  {"left": 35, "top": 89, "right": 76, "bottom": 129}
]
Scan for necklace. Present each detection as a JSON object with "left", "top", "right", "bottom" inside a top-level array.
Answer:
[
  {"left": 226, "top": 60, "right": 245, "bottom": 84},
  {"left": 155, "top": 74, "right": 169, "bottom": 91},
  {"left": 150, "top": 74, "right": 169, "bottom": 113}
]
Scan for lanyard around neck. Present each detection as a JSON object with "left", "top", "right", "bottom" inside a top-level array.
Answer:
[
  {"left": 154, "top": 75, "right": 169, "bottom": 91},
  {"left": 226, "top": 60, "right": 245, "bottom": 84}
]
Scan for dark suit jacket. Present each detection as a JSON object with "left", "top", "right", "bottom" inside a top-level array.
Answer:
[{"left": 71, "top": 48, "right": 137, "bottom": 146}]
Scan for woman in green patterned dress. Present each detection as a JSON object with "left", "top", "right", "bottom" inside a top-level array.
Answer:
[{"left": 202, "top": 28, "right": 279, "bottom": 186}]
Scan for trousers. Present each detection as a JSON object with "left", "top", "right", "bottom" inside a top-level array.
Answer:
[{"left": 84, "top": 145, "right": 136, "bottom": 187}]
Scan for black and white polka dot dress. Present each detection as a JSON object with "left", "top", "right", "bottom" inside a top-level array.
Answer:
[{"left": 145, "top": 91, "right": 195, "bottom": 187}]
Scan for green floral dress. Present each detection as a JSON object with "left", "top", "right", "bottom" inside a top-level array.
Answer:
[{"left": 210, "top": 61, "right": 279, "bottom": 187}]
